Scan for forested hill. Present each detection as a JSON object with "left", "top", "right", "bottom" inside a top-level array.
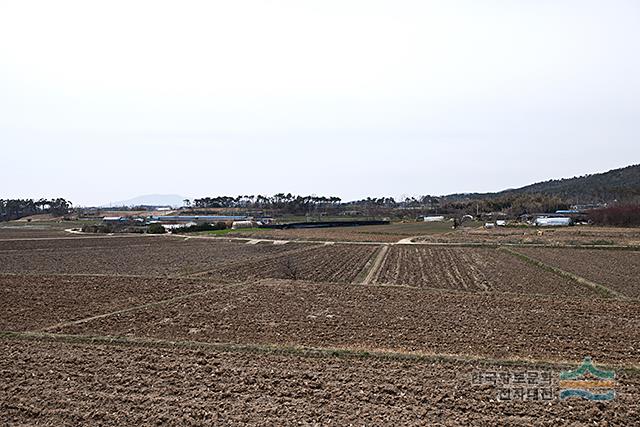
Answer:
[{"left": 445, "top": 164, "right": 640, "bottom": 204}]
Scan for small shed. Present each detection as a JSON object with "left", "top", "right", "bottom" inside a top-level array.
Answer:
[
  {"left": 231, "top": 220, "right": 254, "bottom": 229},
  {"left": 535, "top": 217, "right": 571, "bottom": 227},
  {"left": 103, "top": 216, "right": 125, "bottom": 223}
]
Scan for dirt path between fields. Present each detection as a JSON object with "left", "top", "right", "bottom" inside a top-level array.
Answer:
[{"left": 361, "top": 245, "right": 389, "bottom": 284}]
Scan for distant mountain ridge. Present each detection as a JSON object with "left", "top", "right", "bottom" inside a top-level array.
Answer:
[
  {"left": 445, "top": 164, "right": 640, "bottom": 204},
  {"left": 104, "top": 194, "right": 185, "bottom": 208}
]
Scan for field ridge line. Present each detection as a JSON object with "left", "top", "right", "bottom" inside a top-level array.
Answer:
[
  {"left": 183, "top": 234, "right": 387, "bottom": 245},
  {"left": 0, "top": 272, "right": 216, "bottom": 281},
  {"left": 38, "top": 282, "right": 252, "bottom": 332},
  {"left": 3, "top": 330, "right": 639, "bottom": 373},
  {"left": 500, "top": 247, "right": 626, "bottom": 299},
  {"left": 360, "top": 245, "right": 389, "bottom": 284}
]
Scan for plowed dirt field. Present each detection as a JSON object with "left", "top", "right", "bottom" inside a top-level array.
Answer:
[
  {"left": 54, "top": 280, "right": 640, "bottom": 365},
  {"left": 2, "top": 338, "right": 639, "bottom": 426},
  {"left": 204, "top": 244, "right": 378, "bottom": 283},
  {"left": 514, "top": 247, "right": 640, "bottom": 299},
  {"left": 372, "top": 246, "right": 597, "bottom": 296},
  {"left": 1, "top": 228, "right": 638, "bottom": 425},
  {"left": 0, "top": 239, "right": 304, "bottom": 277}
]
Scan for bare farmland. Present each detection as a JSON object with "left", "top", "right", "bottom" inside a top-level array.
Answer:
[
  {"left": 220, "top": 222, "right": 455, "bottom": 243},
  {"left": 414, "top": 225, "right": 640, "bottom": 246},
  {"left": 1, "top": 228, "right": 639, "bottom": 426},
  {"left": 3, "top": 339, "right": 639, "bottom": 426},
  {"left": 514, "top": 247, "right": 640, "bottom": 299},
  {"left": 0, "top": 239, "right": 304, "bottom": 277},
  {"left": 0, "top": 234, "right": 163, "bottom": 251},
  {"left": 0, "top": 274, "right": 222, "bottom": 331},
  {"left": 55, "top": 280, "right": 640, "bottom": 364},
  {"left": 204, "top": 244, "right": 378, "bottom": 283},
  {"left": 372, "top": 246, "right": 597, "bottom": 297}
]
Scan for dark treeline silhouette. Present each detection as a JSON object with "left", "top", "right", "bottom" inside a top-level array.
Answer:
[
  {"left": 192, "top": 194, "right": 342, "bottom": 214},
  {"left": 188, "top": 192, "right": 635, "bottom": 221},
  {"left": 444, "top": 164, "right": 640, "bottom": 205},
  {"left": 588, "top": 205, "right": 640, "bottom": 227},
  {"left": 0, "top": 198, "right": 72, "bottom": 221},
  {"left": 338, "top": 194, "right": 571, "bottom": 217},
  {"left": 443, "top": 194, "right": 570, "bottom": 216},
  {"left": 192, "top": 194, "right": 440, "bottom": 212}
]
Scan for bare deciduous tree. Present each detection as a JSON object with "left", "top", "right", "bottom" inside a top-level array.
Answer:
[{"left": 282, "top": 257, "right": 299, "bottom": 280}]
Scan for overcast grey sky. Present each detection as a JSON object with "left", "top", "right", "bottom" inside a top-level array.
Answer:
[{"left": 1, "top": 1, "right": 638, "bottom": 206}]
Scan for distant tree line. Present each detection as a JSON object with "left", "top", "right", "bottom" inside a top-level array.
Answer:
[
  {"left": 588, "top": 205, "right": 640, "bottom": 227},
  {"left": 442, "top": 194, "right": 570, "bottom": 217},
  {"left": 336, "top": 194, "right": 572, "bottom": 217},
  {"left": 0, "top": 198, "right": 72, "bottom": 222},
  {"left": 187, "top": 192, "right": 581, "bottom": 218},
  {"left": 191, "top": 194, "right": 444, "bottom": 212},
  {"left": 191, "top": 194, "right": 342, "bottom": 214},
  {"left": 346, "top": 196, "right": 443, "bottom": 208}
]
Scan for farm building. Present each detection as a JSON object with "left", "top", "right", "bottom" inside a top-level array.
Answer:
[
  {"left": 157, "top": 221, "right": 197, "bottom": 230},
  {"left": 102, "top": 216, "right": 133, "bottom": 223},
  {"left": 534, "top": 217, "right": 572, "bottom": 227},
  {"left": 256, "top": 217, "right": 274, "bottom": 225},
  {"left": 231, "top": 220, "right": 254, "bottom": 229}
]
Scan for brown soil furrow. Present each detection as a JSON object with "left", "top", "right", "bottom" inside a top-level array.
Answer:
[{"left": 372, "top": 246, "right": 599, "bottom": 297}]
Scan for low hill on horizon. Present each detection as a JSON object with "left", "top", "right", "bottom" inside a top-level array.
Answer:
[
  {"left": 102, "top": 194, "right": 186, "bottom": 208},
  {"left": 444, "top": 164, "right": 640, "bottom": 204}
]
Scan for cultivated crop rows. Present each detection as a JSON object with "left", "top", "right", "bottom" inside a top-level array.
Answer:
[
  {"left": 204, "top": 244, "right": 378, "bottom": 283},
  {"left": 372, "top": 246, "right": 596, "bottom": 297}
]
